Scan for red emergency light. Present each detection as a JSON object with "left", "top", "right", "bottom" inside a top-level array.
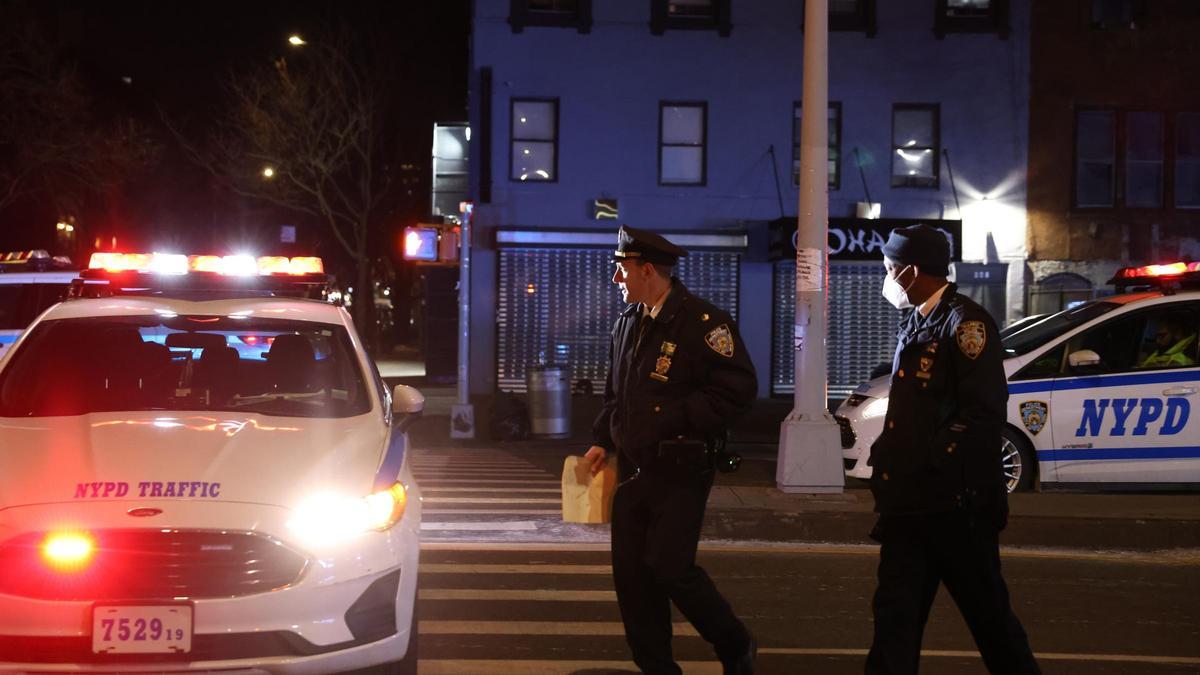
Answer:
[{"left": 88, "top": 253, "right": 324, "bottom": 276}]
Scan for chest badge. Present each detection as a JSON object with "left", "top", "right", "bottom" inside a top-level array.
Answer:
[
  {"left": 651, "top": 341, "right": 677, "bottom": 382},
  {"left": 705, "top": 324, "right": 735, "bottom": 358},
  {"left": 1020, "top": 401, "right": 1048, "bottom": 436},
  {"left": 916, "top": 356, "right": 934, "bottom": 380},
  {"left": 955, "top": 321, "right": 987, "bottom": 360}
]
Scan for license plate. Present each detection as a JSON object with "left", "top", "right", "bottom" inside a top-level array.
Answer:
[{"left": 92, "top": 604, "right": 192, "bottom": 654}]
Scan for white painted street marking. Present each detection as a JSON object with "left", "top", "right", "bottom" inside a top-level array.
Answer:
[
  {"left": 419, "top": 589, "right": 616, "bottom": 602},
  {"left": 423, "top": 487, "right": 561, "bottom": 493},
  {"left": 423, "top": 508, "right": 563, "bottom": 515},
  {"left": 424, "top": 497, "right": 561, "bottom": 504},
  {"left": 420, "top": 620, "right": 698, "bottom": 637},
  {"left": 418, "top": 541, "right": 1200, "bottom": 565},
  {"left": 420, "top": 563, "right": 610, "bottom": 575},
  {"left": 419, "top": 660, "right": 715, "bottom": 675},
  {"left": 421, "top": 521, "right": 538, "bottom": 531},
  {"left": 757, "top": 648, "right": 1200, "bottom": 666},
  {"left": 417, "top": 475, "right": 561, "bottom": 480}
]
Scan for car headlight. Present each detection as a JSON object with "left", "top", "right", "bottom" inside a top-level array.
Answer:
[
  {"left": 860, "top": 396, "right": 890, "bottom": 420},
  {"left": 287, "top": 482, "right": 408, "bottom": 547}
]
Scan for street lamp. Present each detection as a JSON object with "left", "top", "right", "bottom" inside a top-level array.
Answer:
[
  {"left": 262, "top": 166, "right": 276, "bottom": 179},
  {"left": 288, "top": 34, "right": 306, "bottom": 46}
]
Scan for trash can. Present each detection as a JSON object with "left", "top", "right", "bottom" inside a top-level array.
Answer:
[{"left": 526, "top": 366, "right": 571, "bottom": 439}]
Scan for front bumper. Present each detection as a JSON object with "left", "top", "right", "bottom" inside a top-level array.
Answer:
[
  {"left": 835, "top": 408, "right": 880, "bottom": 481},
  {"left": 0, "top": 500, "right": 420, "bottom": 673}
]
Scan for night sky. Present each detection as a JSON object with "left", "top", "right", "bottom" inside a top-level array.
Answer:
[{"left": 1, "top": 0, "right": 468, "bottom": 261}]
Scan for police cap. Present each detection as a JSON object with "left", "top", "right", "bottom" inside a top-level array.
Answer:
[
  {"left": 881, "top": 224, "right": 950, "bottom": 277},
  {"left": 613, "top": 225, "right": 688, "bottom": 267}
]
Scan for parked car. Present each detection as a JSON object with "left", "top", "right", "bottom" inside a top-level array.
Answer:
[
  {"left": 0, "top": 252, "right": 422, "bottom": 672},
  {"left": 837, "top": 262, "right": 1199, "bottom": 492}
]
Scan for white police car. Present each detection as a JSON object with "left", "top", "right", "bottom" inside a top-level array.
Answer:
[
  {"left": 838, "top": 261, "right": 1200, "bottom": 492},
  {"left": 0, "top": 253, "right": 422, "bottom": 672},
  {"left": 0, "top": 250, "right": 80, "bottom": 361}
]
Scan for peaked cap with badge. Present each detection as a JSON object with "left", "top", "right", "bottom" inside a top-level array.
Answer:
[{"left": 613, "top": 225, "right": 689, "bottom": 267}]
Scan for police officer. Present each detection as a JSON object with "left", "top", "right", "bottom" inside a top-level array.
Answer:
[
  {"left": 584, "top": 225, "right": 758, "bottom": 675},
  {"left": 866, "top": 224, "right": 1040, "bottom": 674}
]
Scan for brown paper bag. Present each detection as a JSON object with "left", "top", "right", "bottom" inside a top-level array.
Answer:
[{"left": 561, "top": 454, "right": 617, "bottom": 523}]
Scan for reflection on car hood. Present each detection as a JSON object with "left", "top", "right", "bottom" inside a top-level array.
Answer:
[{"left": 0, "top": 411, "right": 386, "bottom": 511}]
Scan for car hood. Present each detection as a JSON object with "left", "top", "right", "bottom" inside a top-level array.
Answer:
[{"left": 0, "top": 411, "right": 386, "bottom": 511}]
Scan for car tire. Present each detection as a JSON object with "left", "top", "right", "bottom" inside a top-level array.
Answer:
[{"left": 1001, "top": 427, "right": 1035, "bottom": 493}]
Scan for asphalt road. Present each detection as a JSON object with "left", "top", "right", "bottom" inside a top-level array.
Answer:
[{"left": 414, "top": 545, "right": 1200, "bottom": 675}]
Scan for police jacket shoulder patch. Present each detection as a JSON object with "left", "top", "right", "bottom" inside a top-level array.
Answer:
[
  {"left": 705, "top": 324, "right": 735, "bottom": 358},
  {"left": 955, "top": 320, "right": 987, "bottom": 360}
]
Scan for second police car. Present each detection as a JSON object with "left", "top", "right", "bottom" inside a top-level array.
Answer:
[
  {"left": 0, "top": 253, "right": 422, "bottom": 673},
  {"left": 839, "top": 261, "right": 1200, "bottom": 491}
]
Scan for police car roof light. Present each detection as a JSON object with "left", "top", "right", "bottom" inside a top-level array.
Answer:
[
  {"left": 1110, "top": 260, "right": 1200, "bottom": 292},
  {"left": 88, "top": 252, "right": 324, "bottom": 277}
]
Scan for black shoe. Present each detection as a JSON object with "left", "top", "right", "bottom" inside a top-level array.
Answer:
[{"left": 722, "top": 634, "right": 756, "bottom": 675}]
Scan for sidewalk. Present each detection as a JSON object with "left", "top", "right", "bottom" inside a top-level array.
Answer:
[{"left": 390, "top": 379, "right": 1200, "bottom": 553}]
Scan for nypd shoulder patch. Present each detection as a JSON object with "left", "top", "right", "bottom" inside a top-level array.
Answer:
[
  {"left": 705, "top": 324, "right": 735, "bottom": 358},
  {"left": 955, "top": 320, "right": 987, "bottom": 360}
]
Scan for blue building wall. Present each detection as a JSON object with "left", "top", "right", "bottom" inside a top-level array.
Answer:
[{"left": 467, "top": 0, "right": 1030, "bottom": 398}]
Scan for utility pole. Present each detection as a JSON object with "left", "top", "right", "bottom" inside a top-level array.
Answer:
[
  {"left": 450, "top": 201, "right": 475, "bottom": 439},
  {"left": 776, "top": 0, "right": 844, "bottom": 494}
]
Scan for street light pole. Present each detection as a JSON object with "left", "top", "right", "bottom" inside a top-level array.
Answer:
[{"left": 776, "top": 0, "right": 844, "bottom": 494}]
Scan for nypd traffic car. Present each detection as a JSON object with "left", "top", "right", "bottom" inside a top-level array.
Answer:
[
  {"left": 838, "top": 262, "right": 1200, "bottom": 491},
  {"left": 0, "top": 253, "right": 422, "bottom": 672}
]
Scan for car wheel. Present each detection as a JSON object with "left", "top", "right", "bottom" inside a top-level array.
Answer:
[{"left": 1001, "top": 427, "right": 1035, "bottom": 493}]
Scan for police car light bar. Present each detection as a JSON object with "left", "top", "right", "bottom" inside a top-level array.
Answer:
[
  {"left": 1110, "top": 260, "right": 1200, "bottom": 292},
  {"left": 88, "top": 253, "right": 324, "bottom": 277}
]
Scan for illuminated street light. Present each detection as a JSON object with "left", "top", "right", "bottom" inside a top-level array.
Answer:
[
  {"left": 262, "top": 166, "right": 276, "bottom": 179},
  {"left": 288, "top": 34, "right": 306, "bottom": 46}
]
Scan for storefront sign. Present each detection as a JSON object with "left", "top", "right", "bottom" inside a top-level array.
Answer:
[{"left": 768, "top": 218, "right": 962, "bottom": 262}]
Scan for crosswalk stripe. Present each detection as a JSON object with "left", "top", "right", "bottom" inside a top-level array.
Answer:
[
  {"left": 421, "top": 563, "right": 610, "bottom": 575},
  {"left": 421, "top": 521, "right": 539, "bottom": 531},
  {"left": 420, "top": 620, "right": 698, "bottom": 637},
  {"left": 419, "top": 589, "right": 616, "bottom": 601},
  {"left": 420, "top": 475, "right": 559, "bottom": 480},
  {"left": 424, "top": 497, "right": 561, "bottom": 504},
  {"left": 423, "top": 487, "right": 561, "bottom": 493},
  {"left": 423, "top": 509, "right": 563, "bottom": 515},
  {"left": 418, "top": 660, "right": 718, "bottom": 675}
]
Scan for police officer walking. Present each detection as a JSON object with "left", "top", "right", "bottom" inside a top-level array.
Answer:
[
  {"left": 866, "top": 224, "right": 1040, "bottom": 674},
  {"left": 584, "top": 225, "right": 758, "bottom": 675}
]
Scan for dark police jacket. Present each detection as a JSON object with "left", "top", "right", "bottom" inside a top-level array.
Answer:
[
  {"left": 868, "top": 284, "right": 1009, "bottom": 521},
  {"left": 593, "top": 279, "right": 758, "bottom": 471}
]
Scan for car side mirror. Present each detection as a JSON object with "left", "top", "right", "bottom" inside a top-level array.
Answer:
[
  {"left": 1067, "top": 349, "right": 1101, "bottom": 369},
  {"left": 392, "top": 384, "right": 425, "bottom": 416}
]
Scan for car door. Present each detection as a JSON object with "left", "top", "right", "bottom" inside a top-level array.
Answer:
[{"left": 1048, "top": 302, "right": 1200, "bottom": 485}]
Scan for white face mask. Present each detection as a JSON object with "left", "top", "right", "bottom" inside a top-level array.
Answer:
[{"left": 882, "top": 266, "right": 915, "bottom": 310}]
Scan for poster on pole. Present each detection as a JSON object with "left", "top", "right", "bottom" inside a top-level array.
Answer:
[{"left": 795, "top": 247, "right": 822, "bottom": 293}]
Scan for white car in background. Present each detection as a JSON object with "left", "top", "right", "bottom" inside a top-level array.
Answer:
[
  {"left": 838, "top": 262, "right": 1200, "bottom": 492},
  {"left": 0, "top": 253, "right": 423, "bottom": 673}
]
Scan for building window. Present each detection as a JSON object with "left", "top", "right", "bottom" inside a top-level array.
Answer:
[
  {"left": 511, "top": 99, "right": 558, "bottom": 183},
  {"left": 1177, "top": 113, "right": 1200, "bottom": 209},
  {"left": 659, "top": 102, "right": 707, "bottom": 186},
  {"left": 1075, "top": 110, "right": 1115, "bottom": 208},
  {"left": 509, "top": 0, "right": 593, "bottom": 33},
  {"left": 1091, "top": 0, "right": 1146, "bottom": 30},
  {"left": 1125, "top": 112, "right": 1163, "bottom": 208},
  {"left": 934, "top": 0, "right": 1010, "bottom": 38},
  {"left": 891, "top": 104, "right": 939, "bottom": 189},
  {"left": 650, "top": 0, "right": 732, "bottom": 36},
  {"left": 802, "top": 0, "right": 877, "bottom": 36},
  {"left": 792, "top": 102, "right": 841, "bottom": 190}
]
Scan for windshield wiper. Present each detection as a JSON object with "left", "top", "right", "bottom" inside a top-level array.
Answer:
[{"left": 226, "top": 391, "right": 326, "bottom": 407}]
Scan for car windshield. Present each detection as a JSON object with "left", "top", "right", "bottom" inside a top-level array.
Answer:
[
  {"left": 0, "top": 314, "right": 372, "bottom": 418},
  {"left": 1001, "top": 301, "right": 1121, "bottom": 357}
]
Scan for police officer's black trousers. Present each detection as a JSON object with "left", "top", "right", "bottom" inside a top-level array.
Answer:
[
  {"left": 866, "top": 511, "right": 1041, "bottom": 675},
  {"left": 611, "top": 465, "right": 749, "bottom": 675}
]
